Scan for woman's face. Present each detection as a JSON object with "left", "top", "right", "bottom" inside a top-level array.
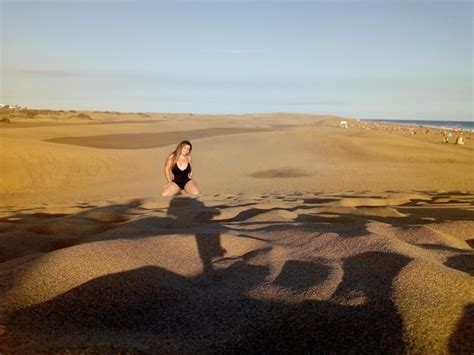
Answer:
[{"left": 181, "top": 145, "right": 191, "bottom": 156}]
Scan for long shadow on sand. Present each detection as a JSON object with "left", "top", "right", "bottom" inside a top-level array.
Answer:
[
  {"left": 449, "top": 303, "right": 474, "bottom": 354},
  {"left": 6, "top": 251, "right": 411, "bottom": 353},
  {"left": 166, "top": 197, "right": 226, "bottom": 276}
]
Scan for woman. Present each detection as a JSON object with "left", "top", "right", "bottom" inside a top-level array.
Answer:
[{"left": 161, "top": 140, "right": 201, "bottom": 197}]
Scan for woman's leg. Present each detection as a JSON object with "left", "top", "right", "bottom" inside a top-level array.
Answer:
[
  {"left": 161, "top": 182, "right": 181, "bottom": 197},
  {"left": 184, "top": 180, "right": 200, "bottom": 195}
]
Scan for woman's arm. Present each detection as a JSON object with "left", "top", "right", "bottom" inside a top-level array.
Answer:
[
  {"left": 188, "top": 156, "right": 193, "bottom": 179},
  {"left": 164, "top": 155, "right": 174, "bottom": 183}
]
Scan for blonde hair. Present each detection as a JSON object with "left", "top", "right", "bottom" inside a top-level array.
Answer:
[{"left": 170, "top": 140, "right": 192, "bottom": 166}]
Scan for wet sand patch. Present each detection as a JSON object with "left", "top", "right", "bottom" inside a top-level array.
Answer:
[{"left": 44, "top": 127, "right": 272, "bottom": 149}]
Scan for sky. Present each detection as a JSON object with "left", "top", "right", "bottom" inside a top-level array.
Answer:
[{"left": 1, "top": 0, "right": 472, "bottom": 120}]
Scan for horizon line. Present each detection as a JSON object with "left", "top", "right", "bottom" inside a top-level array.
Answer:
[{"left": 2, "top": 105, "right": 473, "bottom": 122}]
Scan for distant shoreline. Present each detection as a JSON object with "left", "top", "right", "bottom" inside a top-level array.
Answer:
[{"left": 363, "top": 119, "right": 473, "bottom": 132}]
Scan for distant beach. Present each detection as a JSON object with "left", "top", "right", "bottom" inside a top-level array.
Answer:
[{"left": 364, "top": 119, "right": 474, "bottom": 132}]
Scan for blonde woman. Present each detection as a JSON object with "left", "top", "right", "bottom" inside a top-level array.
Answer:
[{"left": 161, "top": 140, "right": 201, "bottom": 197}]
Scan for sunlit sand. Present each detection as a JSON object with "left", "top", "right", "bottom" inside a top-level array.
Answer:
[{"left": 0, "top": 110, "right": 473, "bottom": 353}]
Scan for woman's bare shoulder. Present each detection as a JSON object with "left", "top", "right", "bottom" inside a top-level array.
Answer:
[{"left": 165, "top": 153, "right": 174, "bottom": 165}]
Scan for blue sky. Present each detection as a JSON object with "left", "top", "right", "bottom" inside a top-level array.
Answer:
[{"left": 1, "top": 0, "right": 472, "bottom": 120}]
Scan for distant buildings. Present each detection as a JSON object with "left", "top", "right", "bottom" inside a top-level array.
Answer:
[{"left": 0, "top": 104, "right": 26, "bottom": 109}]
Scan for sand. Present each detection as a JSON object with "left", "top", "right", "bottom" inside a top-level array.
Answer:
[{"left": 0, "top": 111, "right": 473, "bottom": 353}]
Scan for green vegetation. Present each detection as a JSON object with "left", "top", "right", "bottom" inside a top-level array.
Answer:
[
  {"left": 0, "top": 108, "right": 92, "bottom": 120},
  {"left": 70, "top": 113, "right": 92, "bottom": 120}
]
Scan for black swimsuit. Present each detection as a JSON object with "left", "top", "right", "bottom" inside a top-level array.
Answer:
[{"left": 172, "top": 162, "right": 191, "bottom": 190}]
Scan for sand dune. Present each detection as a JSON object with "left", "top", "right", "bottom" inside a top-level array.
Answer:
[
  {"left": 1, "top": 113, "right": 472, "bottom": 206},
  {"left": 0, "top": 112, "right": 473, "bottom": 352}
]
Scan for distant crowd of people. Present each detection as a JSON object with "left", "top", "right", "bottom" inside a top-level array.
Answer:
[{"left": 355, "top": 121, "right": 468, "bottom": 145}]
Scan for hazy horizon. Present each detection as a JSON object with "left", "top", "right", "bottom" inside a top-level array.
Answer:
[
  {"left": 4, "top": 105, "right": 474, "bottom": 124},
  {"left": 2, "top": 0, "right": 472, "bottom": 121}
]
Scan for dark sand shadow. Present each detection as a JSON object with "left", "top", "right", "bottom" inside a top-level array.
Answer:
[
  {"left": 449, "top": 304, "right": 474, "bottom": 354},
  {"left": 44, "top": 127, "right": 271, "bottom": 149},
  {"left": 166, "top": 197, "right": 225, "bottom": 277},
  {"left": 5, "top": 252, "right": 411, "bottom": 353},
  {"left": 273, "top": 259, "right": 331, "bottom": 291},
  {"left": 444, "top": 254, "right": 474, "bottom": 276}
]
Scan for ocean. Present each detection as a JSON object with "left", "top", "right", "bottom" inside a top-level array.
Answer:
[{"left": 365, "top": 119, "right": 473, "bottom": 131}]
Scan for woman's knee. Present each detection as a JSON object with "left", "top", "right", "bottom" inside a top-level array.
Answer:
[
  {"left": 162, "top": 186, "right": 178, "bottom": 197},
  {"left": 189, "top": 185, "right": 201, "bottom": 195},
  {"left": 189, "top": 189, "right": 200, "bottom": 196},
  {"left": 184, "top": 181, "right": 200, "bottom": 195}
]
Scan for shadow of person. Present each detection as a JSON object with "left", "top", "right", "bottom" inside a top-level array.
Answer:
[
  {"left": 449, "top": 303, "right": 474, "bottom": 353},
  {"left": 5, "top": 255, "right": 410, "bottom": 353},
  {"left": 166, "top": 197, "right": 226, "bottom": 277},
  {"left": 2, "top": 197, "right": 421, "bottom": 352}
]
